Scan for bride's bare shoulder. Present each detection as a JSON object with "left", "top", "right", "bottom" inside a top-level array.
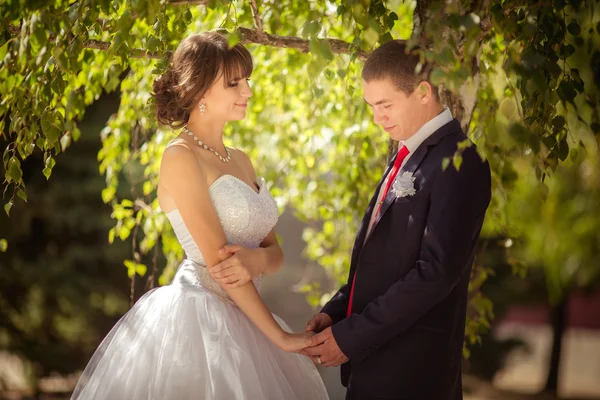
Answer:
[{"left": 160, "top": 139, "right": 203, "bottom": 175}]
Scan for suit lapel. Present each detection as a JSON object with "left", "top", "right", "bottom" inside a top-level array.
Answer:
[
  {"left": 364, "top": 119, "right": 462, "bottom": 243},
  {"left": 349, "top": 153, "right": 398, "bottom": 271}
]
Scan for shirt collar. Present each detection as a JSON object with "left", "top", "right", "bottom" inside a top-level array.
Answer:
[{"left": 401, "top": 107, "right": 453, "bottom": 154}]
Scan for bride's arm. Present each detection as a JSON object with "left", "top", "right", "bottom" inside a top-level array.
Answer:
[
  {"left": 211, "top": 230, "right": 283, "bottom": 287},
  {"left": 207, "top": 148, "right": 283, "bottom": 286},
  {"left": 159, "top": 144, "right": 307, "bottom": 352}
]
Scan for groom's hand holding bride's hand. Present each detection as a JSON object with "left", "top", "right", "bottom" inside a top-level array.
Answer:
[
  {"left": 302, "top": 326, "right": 349, "bottom": 367},
  {"left": 209, "top": 244, "right": 264, "bottom": 288},
  {"left": 305, "top": 313, "right": 332, "bottom": 333}
]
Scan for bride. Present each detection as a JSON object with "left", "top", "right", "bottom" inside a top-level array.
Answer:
[{"left": 71, "top": 31, "right": 329, "bottom": 399}]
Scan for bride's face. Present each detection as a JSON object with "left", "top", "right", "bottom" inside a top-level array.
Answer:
[{"left": 200, "top": 72, "right": 253, "bottom": 122}]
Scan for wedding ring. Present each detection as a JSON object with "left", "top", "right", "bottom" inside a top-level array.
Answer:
[{"left": 317, "top": 356, "right": 322, "bottom": 365}]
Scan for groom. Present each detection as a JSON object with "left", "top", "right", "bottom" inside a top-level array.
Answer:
[{"left": 304, "top": 40, "right": 492, "bottom": 400}]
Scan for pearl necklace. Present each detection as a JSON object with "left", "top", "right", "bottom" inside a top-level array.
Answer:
[{"left": 182, "top": 126, "right": 231, "bottom": 163}]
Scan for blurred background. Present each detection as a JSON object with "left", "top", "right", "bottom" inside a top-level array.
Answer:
[{"left": 1, "top": 0, "right": 599, "bottom": 399}]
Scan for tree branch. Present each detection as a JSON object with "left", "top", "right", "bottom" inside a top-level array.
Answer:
[
  {"left": 11, "top": 27, "right": 368, "bottom": 60},
  {"left": 85, "top": 39, "right": 161, "bottom": 58},
  {"left": 237, "top": 27, "right": 369, "bottom": 60},
  {"left": 7, "top": 8, "right": 369, "bottom": 61},
  {"left": 249, "top": 0, "right": 267, "bottom": 41},
  {"left": 168, "top": 0, "right": 209, "bottom": 5}
]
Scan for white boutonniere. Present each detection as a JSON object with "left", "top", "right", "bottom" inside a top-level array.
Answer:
[{"left": 392, "top": 172, "right": 416, "bottom": 198}]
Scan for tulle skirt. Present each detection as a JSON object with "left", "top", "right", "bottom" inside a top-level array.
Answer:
[{"left": 71, "top": 260, "right": 329, "bottom": 399}]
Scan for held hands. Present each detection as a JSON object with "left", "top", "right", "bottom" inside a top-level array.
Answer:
[
  {"left": 277, "top": 331, "right": 316, "bottom": 353},
  {"left": 273, "top": 313, "right": 332, "bottom": 356},
  {"left": 302, "top": 327, "right": 349, "bottom": 367},
  {"left": 209, "top": 244, "right": 264, "bottom": 288},
  {"left": 305, "top": 313, "right": 333, "bottom": 333},
  {"left": 302, "top": 314, "right": 349, "bottom": 367}
]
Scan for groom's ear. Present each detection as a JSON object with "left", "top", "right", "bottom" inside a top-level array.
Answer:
[{"left": 415, "top": 81, "right": 435, "bottom": 104}]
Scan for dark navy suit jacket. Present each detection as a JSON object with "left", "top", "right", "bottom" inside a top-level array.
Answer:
[{"left": 321, "top": 119, "right": 492, "bottom": 400}]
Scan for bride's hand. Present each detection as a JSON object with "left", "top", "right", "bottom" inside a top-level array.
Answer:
[
  {"left": 278, "top": 331, "right": 316, "bottom": 353},
  {"left": 209, "top": 244, "right": 264, "bottom": 288}
]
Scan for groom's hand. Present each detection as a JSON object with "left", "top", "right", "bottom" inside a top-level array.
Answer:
[
  {"left": 306, "top": 313, "right": 333, "bottom": 333},
  {"left": 302, "top": 327, "right": 349, "bottom": 367}
]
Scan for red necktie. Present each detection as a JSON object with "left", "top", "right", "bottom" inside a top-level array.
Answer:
[{"left": 346, "top": 145, "right": 410, "bottom": 317}]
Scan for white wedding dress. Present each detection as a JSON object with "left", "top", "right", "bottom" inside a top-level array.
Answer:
[{"left": 71, "top": 175, "right": 329, "bottom": 400}]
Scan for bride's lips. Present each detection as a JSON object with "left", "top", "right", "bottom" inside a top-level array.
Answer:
[{"left": 235, "top": 103, "right": 248, "bottom": 108}]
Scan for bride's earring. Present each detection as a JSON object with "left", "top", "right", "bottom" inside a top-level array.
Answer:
[{"left": 199, "top": 102, "right": 207, "bottom": 115}]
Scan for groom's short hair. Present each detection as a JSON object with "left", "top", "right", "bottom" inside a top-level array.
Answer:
[{"left": 363, "top": 40, "right": 438, "bottom": 99}]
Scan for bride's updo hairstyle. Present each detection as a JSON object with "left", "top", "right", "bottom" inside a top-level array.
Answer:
[{"left": 152, "top": 31, "right": 253, "bottom": 128}]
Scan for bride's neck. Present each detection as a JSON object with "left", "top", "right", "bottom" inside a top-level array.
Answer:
[{"left": 185, "top": 119, "right": 227, "bottom": 153}]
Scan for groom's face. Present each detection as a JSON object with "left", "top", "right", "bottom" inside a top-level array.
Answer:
[{"left": 362, "top": 77, "right": 425, "bottom": 142}]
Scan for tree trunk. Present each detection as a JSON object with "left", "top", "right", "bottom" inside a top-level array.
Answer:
[
  {"left": 544, "top": 294, "right": 568, "bottom": 394},
  {"left": 412, "top": 0, "right": 487, "bottom": 133}
]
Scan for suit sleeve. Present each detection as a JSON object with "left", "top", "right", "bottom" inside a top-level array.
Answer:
[
  {"left": 331, "top": 147, "right": 492, "bottom": 363},
  {"left": 320, "top": 283, "right": 351, "bottom": 324}
]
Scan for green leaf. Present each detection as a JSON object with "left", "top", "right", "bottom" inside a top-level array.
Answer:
[
  {"left": 41, "top": 108, "right": 55, "bottom": 135},
  {"left": 490, "top": 4, "right": 503, "bottom": 22},
  {"left": 380, "top": 32, "right": 394, "bottom": 44},
  {"left": 429, "top": 68, "right": 446, "bottom": 86},
  {"left": 183, "top": 9, "right": 193, "bottom": 24},
  {"left": 309, "top": 39, "right": 334, "bottom": 61},
  {"left": 101, "top": 186, "right": 116, "bottom": 203},
  {"left": 323, "top": 221, "right": 335, "bottom": 235},
  {"left": 452, "top": 153, "right": 463, "bottom": 170},
  {"left": 46, "top": 126, "right": 61, "bottom": 145},
  {"left": 143, "top": 181, "right": 153, "bottom": 195},
  {"left": 52, "top": 46, "right": 69, "bottom": 71},
  {"left": 442, "top": 157, "right": 450, "bottom": 171},
  {"left": 118, "top": 225, "right": 131, "bottom": 241},
  {"left": 556, "top": 139, "right": 569, "bottom": 161},
  {"left": 552, "top": 115, "right": 566, "bottom": 130},
  {"left": 42, "top": 155, "right": 56, "bottom": 180},
  {"left": 387, "top": 12, "right": 399, "bottom": 29},
  {"left": 121, "top": 199, "right": 134, "bottom": 208},
  {"left": 557, "top": 80, "right": 577, "bottom": 103},
  {"left": 147, "top": 36, "right": 162, "bottom": 53},
  {"left": 302, "top": 20, "right": 321, "bottom": 37},
  {"left": 42, "top": 167, "right": 52, "bottom": 180},
  {"left": 17, "top": 188, "right": 27, "bottom": 202},
  {"left": 227, "top": 31, "right": 241, "bottom": 48},
  {"left": 563, "top": 44, "right": 575, "bottom": 58},
  {"left": 7, "top": 157, "right": 23, "bottom": 183},
  {"left": 124, "top": 260, "right": 136, "bottom": 277},
  {"left": 0, "top": 42, "right": 9, "bottom": 61},
  {"left": 0, "top": 239, "right": 7, "bottom": 252},
  {"left": 528, "top": 134, "right": 541, "bottom": 154},
  {"left": 60, "top": 133, "right": 71, "bottom": 151},
  {"left": 567, "top": 21, "right": 581, "bottom": 36},
  {"left": 509, "top": 123, "right": 528, "bottom": 143},
  {"left": 4, "top": 201, "right": 13, "bottom": 216},
  {"left": 136, "top": 264, "right": 147, "bottom": 276}
]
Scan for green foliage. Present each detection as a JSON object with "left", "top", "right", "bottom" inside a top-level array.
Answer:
[
  {"left": 505, "top": 152, "right": 600, "bottom": 304},
  {"left": 0, "top": 95, "right": 135, "bottom": 377},
  {"left": 1, "top": 0, "right": 599, "bottom": 365}
]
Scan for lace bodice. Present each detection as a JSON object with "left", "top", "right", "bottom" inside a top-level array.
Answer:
[{"left": 166, "top": 175, "right": 278, "bottom": 301}]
